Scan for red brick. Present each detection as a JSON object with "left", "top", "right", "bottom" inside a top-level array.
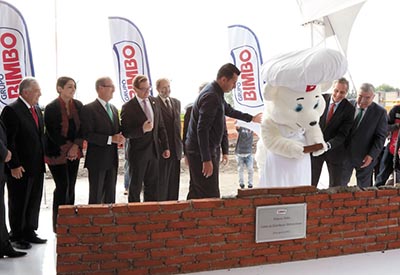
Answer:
[
  {"left": 93, "top": 216, "right": 114, "bottom": 225},
  {"left": 344, "top": 199, "right": 367, "bottom": 207},
  {"left": 102, "top": 243, "right": 132, "bottom": 252},
  {"left": 69, "top": 226, "right": 101, "bottom": 234},
  {"left": 182, "top": 228, "right": 211, "bottom": 237},
  {"left": 191, "top": 198, "right": 224, "bottom": 209},
  {"left": 111, "top": 203, "right": 129, "bottom": 213},
  {"left": 58, "top": 205, "right": 76, "bottom": 215},
  {"left": 354, "top": 190, "right": 376, "bottom": 198},
  {"left": 267, "top": 253, "right": 291, "bottom": 263},
  {"left": 58, "top": 216, "right": 91, "bottom": 225},
  {"left": 196, "top": 252, "right": 224, "bottom": 261},
  {"left": 116, "top": 215, "right": 148, "bottom": 224},
  {"left": 368, "top": 198, "right": 389, "bottom": 206},
  {"left": 333, "top": 208, "right": 355, "bottom": 216},
  {"left": 343, "top": 246, "right": 365, "bottom": 254},
  {"left": 128, "top": 202, "right": 160, "bottom": 212},
  {"left": 76, "top": 204, "right": 110, "bottom": 215},
  {"left": 57, "top": 236, "right": 79, "bottom": 244},
  {"left": 210, "top": 259, "right": 240, "bottom": 270},
  {"left": 168, "top": 221, "right": 197, "bottom": 229},
  {"left": 166, "top": 238, "right": 196, "bottom": 247},
  {"left": 81, "top": 235, "right": 114, "bottom": 244},
  {"left": 180, "top": 262, "right": 209, "bottom": 273},
  {"left": 329, "top": 192, "right": 354, "bottom": 200},
  {"left": 150, "top": 266, "right": 180, "bottom": 275},
  {"left": 253, "top": 197, "right": 280, "bottom": 206},
  {"left": 57, "top": 245, "right": 90, "bottom": 254},
  {"left": 198, "top": 218, "right": 227, "bottom": 227},
  {"left": 308, "top": 209, "right": 333, "bottom": 217},
  {"left": 320, "top": 216, "right": 343, "bottom": 224},
  {"left": 292, "top": 250, "right": 317, "bottom": 260},
  {"left": 102, "top": 225, "right": 133, "bottom": 233},
  {"left": 281, "top": 196, "right": 305, "bottom": 204},
  {"left": 253, "top": 247, "right": 279, "bottom": 256},
  {"left": 57, "top": 255, "right": 81, "bottom": 263},
  {"left": 117, "top": 251, "right": 148, "bottom": 259},
  {"left": 151, "top": 248, "right": 181, "bottom": 258},
  {"left": 228, "top": 216, "right": 254, "bottom": 224},
  {"left": 377, "top": 189, "right": 399, "bottom": 196},
  {"left": 182, "top": 210, "right": 211, "bottom": 219},
  {"left": 366, "top": 243, "right": 387, "bottom": 252},
  {"left": 356, "top": 207, "right": 379, "bottom": 214},
  {"left": 212, "top": 208, "right": 241, "bottom": 217},
  {"left": 378, "top": 205, "right": 399, "bottom": 212},
  {"left": 318, "top": 248, "right": 341, "bottom": 258},
  {"left": 344, "top": 215, "right": 367, "bottom": 223},
  {"left": 212, "top": 226, "right": 241, "bottom": 234},
  {"left": 57, "top": 263, "right": 91, "bottom": 273},
  {"left": 183, "top": 245, "right": 210, "bottom": 255},
  {"left": 151, "top": 230, "right": 181, "bottom": 240},
  {"left": 159, "top": 200, "right": 191, "bottom": 211},
  {"left": 135, "top": 223, "right": 166, "bottom": 232},
  {"left": 224, "top": 198, "right": 253, "bottom": 207},
  {"left": 149, "top": 213, "right": 180, "bottom": 222},
  {"left": 135, "top": 240, "right": 164, "bottom": 249},
  {"left": 82, "top": 253, "right": 115, "bottom": 261},
  {"left": 306, "top": 194, "right": 329, "bottom": 202},
  {"left": 117, "top": 234, "right": 148, "bottom": 242}
]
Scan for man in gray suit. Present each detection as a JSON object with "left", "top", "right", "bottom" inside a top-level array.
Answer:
[
  {"left": 341, "top": 83, "right": 388, "bottom": 187},
  {"left": 80, "top": 77, "right": 125, "bottom": 204}
]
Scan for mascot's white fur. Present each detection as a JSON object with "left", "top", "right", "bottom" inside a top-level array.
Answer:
[{"left": 256, "top": 47, "right": 347, "bottom": 187}]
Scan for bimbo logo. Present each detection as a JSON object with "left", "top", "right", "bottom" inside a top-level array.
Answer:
[
  {"left": 0, "top": 30, "right": 26, "bottom": 106},
  {"left": 232, "top": 46, "right": 263, "bottom": 108},
  {"left": 113, "top": 41, "right": 145, "bottom": 102}
]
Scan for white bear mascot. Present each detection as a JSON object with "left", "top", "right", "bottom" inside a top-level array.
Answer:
[{"left": 257, "top": 47, "right": 348, "bottom": 187}]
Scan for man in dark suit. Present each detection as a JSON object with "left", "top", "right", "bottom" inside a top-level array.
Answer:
[
  {"left": 341, "top": 83, "right": 388, "bottom": 187},
  {"left": 1, "top": 77, "right": 47, "bottom": 250},
  {"left": 121, "top": 75, "right": 170, "bottom": 202},
  {"left": 311, "top": 78, "right": 355, "bottom": 187},
  {"left": 80, "top": 77, "right": 125, "bottom": 204},
  {"left": 185, "top": 63, "right": 262, "bottom": 199},
  {"left": 0, "top": 120, "right": 26, "bottom": 258},
  {"left": 155, "top": 78, "right": 183, "bottom": 201}
]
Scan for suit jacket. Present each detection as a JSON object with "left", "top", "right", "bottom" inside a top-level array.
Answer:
[
  {"left": 80, "top": 99, "right": 120, "bottom": 170},
  {"left": 121, "top": 96, "right": 169, "bottom": 161},
  {"left": 44, "top": 98, "right": 84, "bottom": 158},
  {"left": 156, "top": 96, "right": 182, "bottom": 160},
  {"left": 0, "top": 98, "right": 45, "bottom": 176},
  {"left": 345, "top": 100, "right": 388, "bottom": 166},
  {"left": 318, "top": 94, "right": 355, "bottom": 162},
  {"left": 185, "top": 81, "right": 252, "bottom": 162}
]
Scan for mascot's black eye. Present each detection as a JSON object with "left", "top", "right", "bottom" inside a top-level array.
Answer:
[
  {"left": 313, "top": 102, "right": 319, "bottom": 109},
  {"left": 295, "top": 104, "right": 303, "bottom": 112}
]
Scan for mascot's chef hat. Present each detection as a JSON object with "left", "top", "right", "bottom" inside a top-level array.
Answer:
[{"left": 261, "top": 47, "right": 348, "bottom": 93}]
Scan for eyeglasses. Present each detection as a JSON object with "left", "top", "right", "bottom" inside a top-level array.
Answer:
[
  {"left": 137, "top": 87, "right": 152, "bottom": 92},
  {"left": 101, "top": 84, "right": 115, "bottom": 89}
]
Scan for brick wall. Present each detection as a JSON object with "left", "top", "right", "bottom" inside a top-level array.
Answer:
[{"left": 56, "top": 186, "right": 400, "bottom": 274}]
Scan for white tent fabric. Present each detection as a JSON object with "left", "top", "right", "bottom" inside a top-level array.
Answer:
[{"left": 296, "top": 0, "right": 366, "bottom": 55}]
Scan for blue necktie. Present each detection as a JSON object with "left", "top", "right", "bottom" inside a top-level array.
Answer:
[{"left": 106, "top": 103, "right": 113, "bottom": 122}]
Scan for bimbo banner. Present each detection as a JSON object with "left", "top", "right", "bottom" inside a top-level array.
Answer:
[
  {"left": 0, "top": 0, "right": 34, "bottom": 109},
  {"left": 108, "top": 16, "right": 152, "bottom": 103},
  {"left": 228, "top": 24, "right": 264, "bottom": 136}
]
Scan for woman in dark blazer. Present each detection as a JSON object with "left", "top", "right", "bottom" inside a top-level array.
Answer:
[{"left": 44, "top": 77, "right": 83, "bottom": 232}]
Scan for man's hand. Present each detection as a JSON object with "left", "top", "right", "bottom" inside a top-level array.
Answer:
[
  {"left": 221, "top": 154, "right": 229, "bottom": 165},
  {"left": 360, "top": 155, "right": 373, "bottom": 168},
  {"left": 67, "top": 144, "right": 79, "bottom": 160},
  {"left": 11, "top": 166, "right": 25, "bottom": 179},
  {"left": 202, "top": 160, "right": 213, "bottom": 178},
  {"left": 143, "top": 120, "right": 153, "bottom": 133},
  {"left": 162, "top": 150, "right": 170, "bottom": 159},
  {"left": 112, "top": 133, "right": 125, "bottom": 145},
  {"left": 252, "top": 113, "right": 263, "bottom": 123}
]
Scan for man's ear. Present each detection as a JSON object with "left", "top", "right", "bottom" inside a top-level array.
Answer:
[{"left": 263, "top": 84, "right": 278, "bottom": 101}]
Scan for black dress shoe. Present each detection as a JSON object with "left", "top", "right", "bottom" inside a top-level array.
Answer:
[
  {"left": 26, "top": 235, "right": 47, "bottom": 244},
  {"left": 12, "top": 240, "right": 32, "bottom": 250},
  {"left": 0, "top": 243, "right": 27, "bottom": 258}
]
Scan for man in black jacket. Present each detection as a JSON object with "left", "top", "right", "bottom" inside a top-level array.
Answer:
[
  {"left": 185, "top": 63, "right": 262, "bottom": 199},
  {"left": 311, "top": 77, "right": 355, "bottom": 187}
]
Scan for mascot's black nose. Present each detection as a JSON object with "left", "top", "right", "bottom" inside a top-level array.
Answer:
[{"left": 309, "top": 121, "right": 317, "bottom": 126}]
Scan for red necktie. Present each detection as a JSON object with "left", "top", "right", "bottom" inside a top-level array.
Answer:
[
  {"left": 326, "top": 103, "right": 335, "bottom": 124},
  {"left": 30, "top": 106, "right": 39, "bottom": 128}
]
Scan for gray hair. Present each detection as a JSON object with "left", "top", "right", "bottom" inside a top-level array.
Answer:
[
  {"left": 359, "top": 83, "right": 375, "bottom": 94},
  {"left": 19, "top": 77, "right": 38, "bottom": 94}
]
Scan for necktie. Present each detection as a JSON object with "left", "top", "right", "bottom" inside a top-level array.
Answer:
[
  {"left": 354, "top": 108, "right": 364, "bottom": 128},
  {"left": 326, "top": 103, "right": 335, "bottom": 124},
  {"left": 106, "top": 103, "right": 113, "bottom": 122},
  {"left": 30, "top": 106, "right": 39, "bottom": 128},
  {"left": 143, "top": 99, "right": 152, "bottom": 122},
  {"left": 165, "top": 98, "right": 172, "bottom": 115}
]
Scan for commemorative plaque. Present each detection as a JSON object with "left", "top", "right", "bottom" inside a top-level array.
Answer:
[{"left": 255, "top": 203, "right": 307, "bottom": 243}]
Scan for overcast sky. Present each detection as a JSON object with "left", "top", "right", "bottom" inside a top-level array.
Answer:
[{"left": 5, "top": 0, "right": 400, "bottom": 109}]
